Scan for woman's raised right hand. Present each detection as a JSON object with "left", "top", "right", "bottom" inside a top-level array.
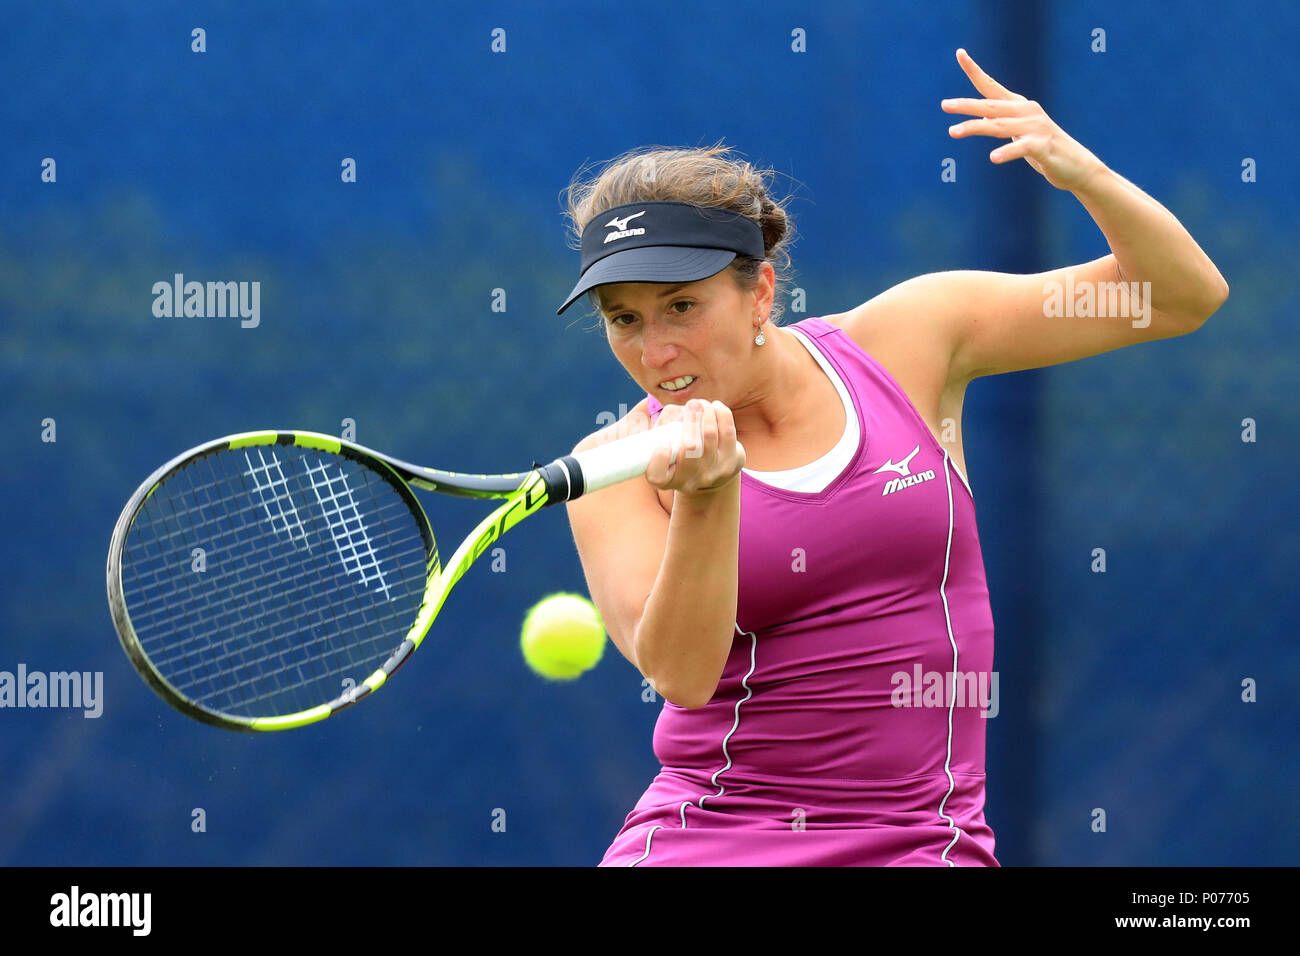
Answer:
[{"left": 645, "top": 398, "right": 746, "bottom": 498}]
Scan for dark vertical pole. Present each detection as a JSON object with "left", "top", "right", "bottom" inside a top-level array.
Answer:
[{"left": 967, "top": 0, "right": 1047, "bottom": 865}]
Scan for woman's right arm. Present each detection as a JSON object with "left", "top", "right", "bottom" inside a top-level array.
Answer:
[{"left": 565, "top": 399, "right": 744, "bottom": 709}]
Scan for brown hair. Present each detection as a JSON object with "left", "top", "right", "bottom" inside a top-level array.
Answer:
[{"left": 560, "top": 141, "right": 797, "bottom": 327}]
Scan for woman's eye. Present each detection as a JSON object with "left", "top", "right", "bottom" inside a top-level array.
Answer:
[{"left": 608, "top": 302, "right": 691, "bottom": 326}]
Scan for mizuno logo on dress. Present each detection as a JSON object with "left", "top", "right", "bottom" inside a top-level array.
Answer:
[
  {"left": 604, "top": 210, "right": 647, "bottom": 242},
  {"left": 874, "top": 445, "right": 936, "bottom": 496}
]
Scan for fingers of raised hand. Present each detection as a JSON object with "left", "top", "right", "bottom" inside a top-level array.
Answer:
[
  {"left": 941, "top": 97, "right": 1030, "bottom": 118},
  {"left": 947, "top": 112, "right": 1043, "bottom": 140},
  {"left": 955, "top": 48, "right": 1027, "bottom": 102},
  {"left": 990, "top": 134, "right": 1047, "bottom": 164}
]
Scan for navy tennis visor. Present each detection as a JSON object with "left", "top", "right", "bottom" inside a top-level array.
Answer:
[{"left": 556, "top": 201, "right": 766, "bottom": 315}]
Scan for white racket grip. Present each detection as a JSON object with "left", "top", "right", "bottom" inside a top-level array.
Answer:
[{"left": 572, "top": 420, "right": 686, "bottom": 495}]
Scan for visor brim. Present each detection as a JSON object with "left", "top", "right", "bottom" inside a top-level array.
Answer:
[{"left": 556, "top": 246, "right": 738, "bottom": 315}]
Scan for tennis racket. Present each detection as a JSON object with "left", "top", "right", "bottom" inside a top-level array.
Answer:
[{"left": 106, "top": 423, "right": 684, "bottom": 732}]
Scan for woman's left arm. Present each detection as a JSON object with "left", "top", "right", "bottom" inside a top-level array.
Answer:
[
  {"left": 945, "top": 48, "right": 1228, "bottom": 318},
  {"left": 873, "top": 49, "right": 1230, "bottom": 383}
]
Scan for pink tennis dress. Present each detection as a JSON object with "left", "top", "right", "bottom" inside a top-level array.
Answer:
[{"left": 599, "top": 315, "right": 999, "bottom": 866}]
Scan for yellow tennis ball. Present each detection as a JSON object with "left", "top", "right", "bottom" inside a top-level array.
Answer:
[{"left": 520, "top": 593, "right": 606, "bottom": 680}]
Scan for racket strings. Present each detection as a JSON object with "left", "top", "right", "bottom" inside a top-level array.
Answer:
[
  {"left": 243, "top": 447, "right": 312, "bottom": 547},
  {"left": 126, "top": 453, "right": 422, "bottom": 714},
  {"left": 302, "top": 456, "right": 394, "bottom": 600},
  {"left": 126, "top": 477, "right": 425, "bottom": 650},
  {"left": 119, "top": 445, "right": 432, "bottom": 719}
]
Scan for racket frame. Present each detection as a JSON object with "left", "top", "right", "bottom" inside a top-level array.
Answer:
[
  {"left": 108, "top": 430, "right": 548, "bottom": 731},
  {"left": 107, "top": 424, "right": 681, "bottom": 731}
]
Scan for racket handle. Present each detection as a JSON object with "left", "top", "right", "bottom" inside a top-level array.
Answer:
[{"left": 545, "top": 420, "right": 686, "bottom": 501}]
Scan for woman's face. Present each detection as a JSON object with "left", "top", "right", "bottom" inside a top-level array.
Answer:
[{"left": 596, "top": 266, "right": 773, "bottom": 405}]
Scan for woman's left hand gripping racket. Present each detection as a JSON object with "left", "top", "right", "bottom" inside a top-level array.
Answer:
[{"left": 106, "top": 424, "right": 684, "bottom": 731}]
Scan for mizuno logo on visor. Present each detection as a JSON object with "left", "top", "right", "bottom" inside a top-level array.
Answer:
[{"left": 604, "top": 210, "right": 647, "bottom": 242}]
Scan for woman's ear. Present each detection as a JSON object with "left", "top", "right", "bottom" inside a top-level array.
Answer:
[{"left": 757, "top": 261, "right": 776, "bottom": 317}]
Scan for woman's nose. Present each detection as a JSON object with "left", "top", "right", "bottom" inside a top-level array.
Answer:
[{"left": 640, "top": 323, "right": 679, "bottom": 369}]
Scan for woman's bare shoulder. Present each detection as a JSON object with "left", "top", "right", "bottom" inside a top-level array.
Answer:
[{"left": 572, "top": 397, "right": 672, "bottom": 515}]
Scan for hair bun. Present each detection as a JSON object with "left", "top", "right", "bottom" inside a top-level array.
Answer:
[{"left": 758, "top": 196, "right": 789, "bottom": 255}]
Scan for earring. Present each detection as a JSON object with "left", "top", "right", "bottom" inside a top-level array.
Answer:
[{"left": 754, "top": 320, "right": 766, "bottom": 346}]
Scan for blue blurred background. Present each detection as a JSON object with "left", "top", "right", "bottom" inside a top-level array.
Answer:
[{"left": 2, "top": 0, "right": 1295, "bottom": 865}]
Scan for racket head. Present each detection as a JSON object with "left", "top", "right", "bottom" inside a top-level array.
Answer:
[{"left": 106, "top": 431, "right": 438, "bottom": 731}]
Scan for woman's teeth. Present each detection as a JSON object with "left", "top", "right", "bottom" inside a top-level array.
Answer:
[{"left": 660, "top": 375, "right": 696, "bottom": 391}]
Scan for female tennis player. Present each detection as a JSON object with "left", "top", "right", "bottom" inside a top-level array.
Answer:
[{"left": 557, "top": 49, "right": 1228, "bottom": 866}]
